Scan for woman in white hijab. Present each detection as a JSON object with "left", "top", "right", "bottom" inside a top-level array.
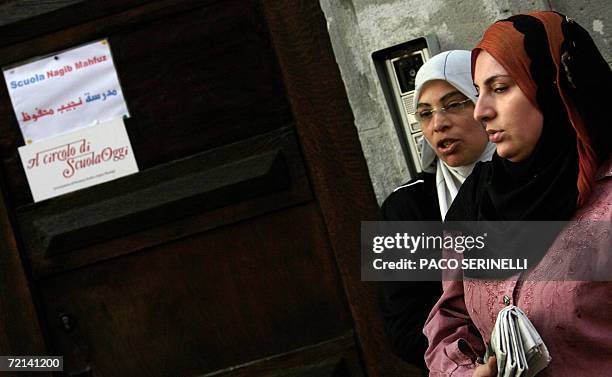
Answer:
[
  {"left": 414, "top": 50, "right": 496, "bottom": 219},
  {"left": 379, "top": 50, "right": 494, "bottom": 371}
]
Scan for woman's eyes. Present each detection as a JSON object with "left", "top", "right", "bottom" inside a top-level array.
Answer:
[
  {"left": 418, "top": 110, "right": 433, "bottom": 118},
  {"left": 475, "top": 84, "right": 509, "bottom": 96},
  {"left": 446, "top": 102, "right": 462, "bottom": 109}
]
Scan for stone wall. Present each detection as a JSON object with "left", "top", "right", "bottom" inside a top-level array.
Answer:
[{"left": 319, "top": 0, "right": 611, "bottom": 204}]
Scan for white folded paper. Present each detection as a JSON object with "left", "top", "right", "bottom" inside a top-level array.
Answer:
[{"left": 490, "top": 305, "right": 551, "bottom": 377}]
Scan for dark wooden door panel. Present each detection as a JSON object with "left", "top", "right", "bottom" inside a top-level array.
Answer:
[
  {"left": 0, "top": 0, "right": 411, "bottom": 376},
  {"left": 17, "top": 127, "right": 311, "bottom": 278},
  {"left": 0, "top": 0, "right": 292, "bottom": 207},
  {"left": 261, "top": 1, "right": 423, "bottom": 376},
  {"left": 39, "top": 204, "right": 351, "bottom": 377},
  {"left": 0, "top": 189, "right": 48, "bottom": 375},
  {"left": 198, "top": 333, "right": 364, "bottom": 377}
]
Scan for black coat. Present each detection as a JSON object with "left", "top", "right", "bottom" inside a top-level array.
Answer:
[{"left": 377, "top": 172, "right": 443, "bottom": 369}]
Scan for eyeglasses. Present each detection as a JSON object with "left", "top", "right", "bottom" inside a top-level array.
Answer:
[{"left": 412, "top": 98, "right": 473, "bottom": 123}]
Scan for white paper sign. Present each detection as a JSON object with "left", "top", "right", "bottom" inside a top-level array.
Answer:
[
  {"left": 18, "top": 118, "right": 139, "bottom": 202},
  {"left": 3, "top": 39, "right": 129, "bottom": 144}
]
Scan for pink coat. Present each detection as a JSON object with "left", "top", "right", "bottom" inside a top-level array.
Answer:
[{"left": 424, "top": 159, "right": 612, "bottom": 377}]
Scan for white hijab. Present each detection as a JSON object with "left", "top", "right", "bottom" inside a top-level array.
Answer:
[{"left": 413, "top": 50, "right": 496, "bottom": 220}]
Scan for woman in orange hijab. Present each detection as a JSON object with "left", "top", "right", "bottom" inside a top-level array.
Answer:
[{"left": 423, "top": 12, "right": 611, "bottom": 377}]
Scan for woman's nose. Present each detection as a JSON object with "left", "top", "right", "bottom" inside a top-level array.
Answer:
[
  {"left": 474, "top": 95, "right": 495, "bottom": 123},
  {"left": 432, "top": 111, "right": 451, "bottom": 132}
]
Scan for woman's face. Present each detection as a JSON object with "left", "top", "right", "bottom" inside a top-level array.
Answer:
[
  {"left": 473, "top": 51, "right": 544, "bottom": 162},
  {"left": 417, "top": 80, "right": 489, "bottom": 167}
]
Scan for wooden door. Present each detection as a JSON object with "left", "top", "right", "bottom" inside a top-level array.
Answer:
[{"left": 0, "top": 1, "right": 422, "bottom": 376}]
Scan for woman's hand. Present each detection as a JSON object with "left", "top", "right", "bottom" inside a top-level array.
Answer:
[{"left": 472, "top": 356, "right": 497, "bottom": 377}]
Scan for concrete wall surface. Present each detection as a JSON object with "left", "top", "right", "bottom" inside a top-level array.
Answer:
[
  {"left": 319, "top": 0, "right": 611, "bottom": 205},
  {"left": 550, "top": 0, "right": 612, "bottom": 65}
]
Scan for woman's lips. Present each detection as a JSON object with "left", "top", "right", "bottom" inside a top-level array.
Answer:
[
  {"left": 487, "top": 129, "right": 504, "bottom": 143},
  {"left": 437, "top": 139, "right": 459, "bottom": 154}
]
